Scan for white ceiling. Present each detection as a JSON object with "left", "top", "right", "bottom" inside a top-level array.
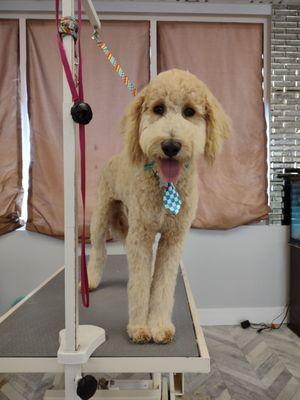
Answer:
[{"left": 7, "top": 0, "right": 300, "bottom": 4}]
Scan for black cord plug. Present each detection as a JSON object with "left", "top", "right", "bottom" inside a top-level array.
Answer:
[{"left": 240, "top": 320, "right": 251, "bottom": 329}]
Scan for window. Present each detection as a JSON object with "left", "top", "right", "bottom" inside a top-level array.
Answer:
[
  {"left": 0, "top": 9, "right": 271, "bottom": 236},
  {"left": 158, "top": 21, "right": 269, "bottom": 228}
]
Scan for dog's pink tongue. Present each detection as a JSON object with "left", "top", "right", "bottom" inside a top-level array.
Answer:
[{"left": 159, "top": 159, "right": 181, "bottom": 183}]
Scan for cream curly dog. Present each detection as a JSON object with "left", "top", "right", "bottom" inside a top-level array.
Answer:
[{"left": 87, "top": 69, "right": 230, "bottom": 344}]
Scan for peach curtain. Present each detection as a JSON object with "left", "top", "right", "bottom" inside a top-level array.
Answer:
[
  {"left": 158, "top": 22, "right": 270, "bottom": 229},
  {"left": 26, "top": 20, "right": 149, "bottom": 237},
  {"left": 0, "top": 20, "right": 23, "bottom": 235}
]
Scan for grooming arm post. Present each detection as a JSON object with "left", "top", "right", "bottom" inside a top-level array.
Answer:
[
  {"left": 60, "top": 1, "right": 106, "bottom": 398},
  {"left": 62, "top": 0, "right": 77, "bottom": 356},
  {"left": 82, "top": 0, "right": 101, "bottom": 30},
  {"left": 61, "top": 0, "right": 81, "bottom": 397}
]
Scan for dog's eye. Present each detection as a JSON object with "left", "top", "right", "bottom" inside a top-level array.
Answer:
[
  {"left": 153, "top": 104, "right": 165, "bottom": 115},
  {"left": 183, "top": 107, "right": 196, "bottom": 117}
]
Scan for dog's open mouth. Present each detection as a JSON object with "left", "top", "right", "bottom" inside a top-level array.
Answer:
[{"left": 159, "top": 158, "right": 181, "bottom": 183}]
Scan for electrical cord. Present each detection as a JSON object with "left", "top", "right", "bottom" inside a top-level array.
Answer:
[{"left": 240, "top": 305, "right": 290, "bottom": 334}]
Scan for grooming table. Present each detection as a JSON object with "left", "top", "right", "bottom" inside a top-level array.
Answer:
[{"left": 0, "top": 255, "right": 209, "bottom": 375}]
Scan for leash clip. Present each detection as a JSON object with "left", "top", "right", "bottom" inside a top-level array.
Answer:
[{"left": 92, "top": 28, "right": 101, "bottom": 44}]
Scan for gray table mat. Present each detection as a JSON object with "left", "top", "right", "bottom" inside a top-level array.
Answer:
[{"left": 0, "top": 255, "right": 199, "bottom": 358}]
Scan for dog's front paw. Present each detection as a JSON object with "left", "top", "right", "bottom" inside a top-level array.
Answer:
[
  {"left": 127, "top": 324, "right": 152, "bottom": 344},
  {"left": 149, "top": 322, "right": 175, "bottom": 344}
]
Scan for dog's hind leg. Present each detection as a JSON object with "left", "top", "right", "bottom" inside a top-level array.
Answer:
[
  {"left": 87, "top": 177, "right": 112, "bottom": 291},
  {"left": 109, "top": 200, "right": 128, "bottom": 241}
]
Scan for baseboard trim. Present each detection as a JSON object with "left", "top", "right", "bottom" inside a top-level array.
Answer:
[{"left": 198, "top": 306, "right": 286, "bottom": 326}]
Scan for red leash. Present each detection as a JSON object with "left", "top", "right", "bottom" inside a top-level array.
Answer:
[{"left": 55, "top": 0, "right": 91, "bottom": 307}]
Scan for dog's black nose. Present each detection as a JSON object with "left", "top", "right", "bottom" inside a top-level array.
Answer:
[{"left": 161, "top": 140, "right": 182, "bottom": 157}]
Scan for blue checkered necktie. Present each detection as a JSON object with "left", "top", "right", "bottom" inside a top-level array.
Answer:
[
  {"left": 144, "top": 162, "right": 182, "bottom": 216},
  {"left": 163, "top": 182, "right": 182, "bottom": 215}
]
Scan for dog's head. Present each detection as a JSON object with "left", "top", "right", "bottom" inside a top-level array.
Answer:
[{"left": 121, "top": 69, "right": 231, "bottom": 183}]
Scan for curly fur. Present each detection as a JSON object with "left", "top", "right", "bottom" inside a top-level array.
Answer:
[{"left": 87, "top": 69, "right": 231, "bottom": 343}]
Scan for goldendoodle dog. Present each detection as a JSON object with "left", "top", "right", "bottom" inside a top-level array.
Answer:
[{"left": 87, "top": 69, "right": 231, "bottom": 344}]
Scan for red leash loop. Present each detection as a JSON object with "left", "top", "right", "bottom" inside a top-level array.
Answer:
[{"left": 55, "top": 0, "right": 89, "bottom": 307}]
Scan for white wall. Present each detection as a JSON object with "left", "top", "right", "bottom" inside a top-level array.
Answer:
[
  {"left": 184, "top": 225, "right": 289, "bottom": 324},
  {"left": 0, "top": 226, "right": 289, "bottom": 324},
  {"left": 0, "top": 230, "right": 64, "bottom": 315}
]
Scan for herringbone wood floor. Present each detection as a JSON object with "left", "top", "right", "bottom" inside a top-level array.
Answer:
[
  {"left": 184, "top": 326, "right": 300, "bottom": 400},
  {"left": 1, "top": 326, "right": 299, "bottom": 400}
]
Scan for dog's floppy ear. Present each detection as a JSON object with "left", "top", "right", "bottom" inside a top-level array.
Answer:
[
  {"left": 120, "top": 87, "right": 147, "bottom": 165},
  {"left": 204, "top": 91, "right": 231, "bottom": 164}
]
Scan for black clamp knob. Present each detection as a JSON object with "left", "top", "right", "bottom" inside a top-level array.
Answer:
[
  {"left": 76, "top": 375, "right": 98, "bottom": 400},
  {"left": 71, "top": 101, "right": 93, "bottom": 125}
]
